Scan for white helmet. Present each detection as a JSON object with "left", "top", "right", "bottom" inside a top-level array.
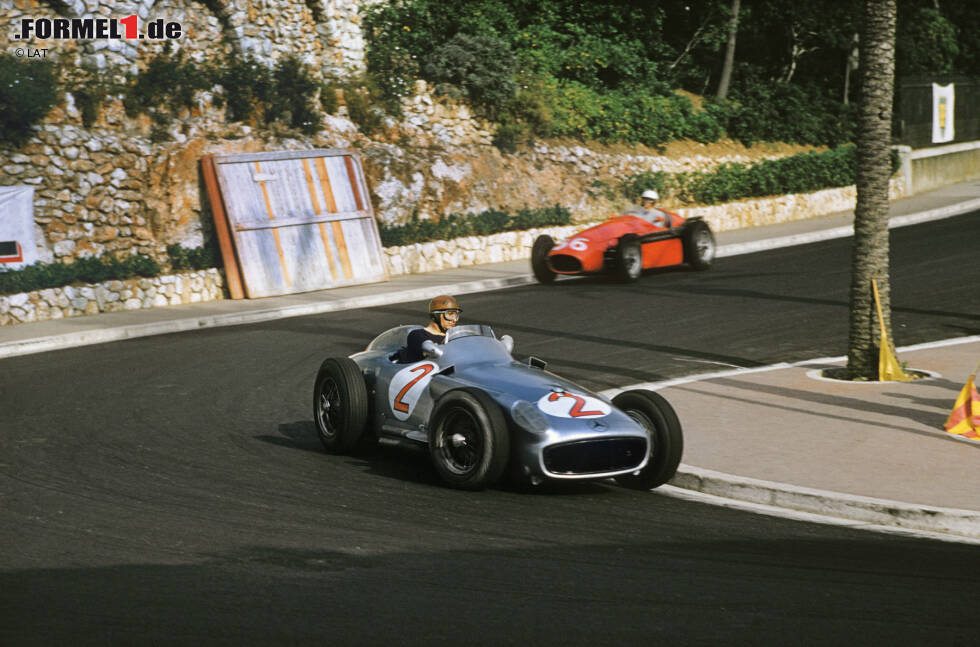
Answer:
[{"left": 641, "top": 189, "right": 659, "bottom": 201}]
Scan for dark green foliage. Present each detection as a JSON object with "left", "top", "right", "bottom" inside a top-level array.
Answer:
[
  {"left": 214, "top": 56, "right": 273, "bottom": 123},
  {"left": 342, "top": 79, "right": 387, "bottom": 135},
  {"left": 267, "top": 56, "right": 322, "bottom": 134},
  {"left": 423, "top": 33, "right": 517, "bottom": 119},
  {"left": 620, "top": 145, "right": 902, "bottom": 207},
  {"left": 123, "top": 43, "right": 211, "bottom": 117},
  {"left": 724, "top": 82, "right": 857, "bottom": 147},
  {"left": 0, "top": 54, "right": 59, "bottom": 146},
  {"left": 320, "top": 83, "right": 339, "bottom": 115},
  {"left": 379, "top": 206, "right": 570, "bottom": 247},
  {"left": 896, "top": 6, "right": 959, "bottom": 76},
  {"left": 681, "top": 146, "right": 859, "bottom": 205},
  {"left": 0, "top": 254, "right": 161, "bottom": 295},
  {"left": 64, "top": 64, "right": 118, "bottom": 127},
  {"left": 166, "top": 244, "right": 220, "bottom": 271}
]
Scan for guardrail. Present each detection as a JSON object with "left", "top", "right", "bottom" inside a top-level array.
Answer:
[{"left": 895, "top": 140, "right": 980, "bottom": 196}]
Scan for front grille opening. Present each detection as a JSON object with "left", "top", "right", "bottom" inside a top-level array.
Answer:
[
  {"left": 550, "top": 255, "right": 582, "bottom": 272},
  {"left": 543, "top": 437, "right": 647, "bottom": 475}
]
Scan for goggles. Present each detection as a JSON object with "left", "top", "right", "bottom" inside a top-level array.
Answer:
[{"left": 434, "top": 309, "right": 460, "bottom": 320}]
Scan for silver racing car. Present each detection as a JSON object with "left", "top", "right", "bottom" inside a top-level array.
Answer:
[{"left": 314, "top": 324, "right": 683, "bottom": 490}]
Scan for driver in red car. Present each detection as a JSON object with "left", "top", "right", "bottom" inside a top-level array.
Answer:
[
  {"left": 398, "top": 295, "right": 462, "bottom": 362},
  {"left": 626, "top": 189, "right": 672, "bottom": 228}
]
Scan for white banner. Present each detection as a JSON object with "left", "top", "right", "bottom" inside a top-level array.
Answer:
[
  {"left": 0, "top": 185, "right": 37, "bottom": 269},
  {"left": 932, "top": 83, "right": 955, "bottom": 144}
]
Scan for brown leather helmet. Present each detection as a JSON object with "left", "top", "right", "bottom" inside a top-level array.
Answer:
[{"left": 428, "top": 295, "right": 461, "bottom": 314}]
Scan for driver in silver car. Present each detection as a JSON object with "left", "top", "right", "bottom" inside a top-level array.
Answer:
[{"left": 398, "top": 295, "right": 462, "bottom": 363}]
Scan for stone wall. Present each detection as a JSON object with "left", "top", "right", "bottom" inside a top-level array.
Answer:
[{"left": 0, "top": 268, "right": 223, "bottom": 325}]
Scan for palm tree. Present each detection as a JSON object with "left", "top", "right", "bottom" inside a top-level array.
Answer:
[{"left": 846, "top": 0, "right": 897, "bottom": 379}]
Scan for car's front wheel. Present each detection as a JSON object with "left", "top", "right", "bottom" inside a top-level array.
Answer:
[
  {"left": 428, "top": 389, "right": 510, "bottom": 490},
  {"left": 613, "top": 389, "right": 683, "bottom": 490},
  {"left": 313, "top": 357, "right": 368, "bottom": 454},
  {"left": 531, "top": 234, "right": 557, "bottom": 283}
]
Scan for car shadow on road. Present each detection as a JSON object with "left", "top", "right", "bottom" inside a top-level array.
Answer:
[{"left": 260, "top": 420, "right": 623, "bottom": 495}]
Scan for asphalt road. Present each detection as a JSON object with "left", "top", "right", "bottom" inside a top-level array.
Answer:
[{"left": 2, "top": 213, "right": 979, "bottom": 645}]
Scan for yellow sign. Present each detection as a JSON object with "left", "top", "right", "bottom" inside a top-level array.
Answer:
[{"left": 872, "top": 279, "right": 911, "bottom": 381}]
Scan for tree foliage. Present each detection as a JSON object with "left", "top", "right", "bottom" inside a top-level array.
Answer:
[{"left": 362, "top": 0, "right": 977, "bottom": 149}]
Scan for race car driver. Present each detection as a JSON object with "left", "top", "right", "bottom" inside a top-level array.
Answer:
[
  {"left": 627, "top": 189, "right": 672, "bottom": 228},
  {"left": 398, "top": 295, "right": 462, "bottom": 362}
]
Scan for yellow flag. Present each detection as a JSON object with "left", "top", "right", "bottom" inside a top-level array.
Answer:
[
  {"left": 872, "top": 279, "right": 911, "bottom": 381},
  {"left": 944, "top": 374, "right": 980, "bottom": 439}
]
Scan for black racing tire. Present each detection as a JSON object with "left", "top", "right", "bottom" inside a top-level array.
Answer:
[
  {"left": 682, "top": 219, "right": 716, "bottom": 271},
  {"left": 612, "top": 389, "right": 683, "bottom": 490},
  {"left": 613, "top": 234, "right": 643, "bottom": 282},
  {"left": 428, "top": 389, "right": 510, "bottom": 490},
  {"left": 531, "top": 234, "right": 557, "bottom": 284},
  {"left": 313, "top": 357, "right": 368, "bottom": 454}
]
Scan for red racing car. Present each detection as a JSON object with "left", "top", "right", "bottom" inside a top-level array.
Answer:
[{"left": 531, "top": 208, "right": 716, "bottom": 283}]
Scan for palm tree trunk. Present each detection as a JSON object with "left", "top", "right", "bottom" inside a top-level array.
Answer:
[{"left": 847, "top": 0, "right": 897, "bottom": 379}]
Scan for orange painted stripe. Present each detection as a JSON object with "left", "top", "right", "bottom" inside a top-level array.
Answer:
[
  {"left": 305, "top": 159, "right": 338, "bottom": 279},
  {"left": 302, "top": 158, "right": 322, "bottom": 215},
  {"left": 255, "top": 161, "right": 292, "bottom": 287},
  {"left": 318, "top": 223, "right": 339, "bottom": 280},
  {"left": 344, "top": 155, "right": 365, "bottom": 211},
  {"left": 331, "top": 221, "right": 353, "bottom": 279},
  {"left": 315, "top": 157, "right": 338, "bottom": 213}
]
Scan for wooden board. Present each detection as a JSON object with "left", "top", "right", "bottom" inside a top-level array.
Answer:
[{"left": 206, "top": 150, "right": 388, "bottom": 299}]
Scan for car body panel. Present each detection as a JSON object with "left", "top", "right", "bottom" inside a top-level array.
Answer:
[
  {"left": 547, "top": 211, "right": 690, "bottom": 275},
  {"left": 351, "top": 324, "right": 650, "bottom": 481}
]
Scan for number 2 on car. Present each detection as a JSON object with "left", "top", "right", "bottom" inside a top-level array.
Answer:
[{"left": 388, "top": 362, "right": 437, "bottom": 420}]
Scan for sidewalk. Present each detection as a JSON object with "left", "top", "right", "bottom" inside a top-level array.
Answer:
[{"left": 3, "top": 181, "right": 979, "bottom": 540}]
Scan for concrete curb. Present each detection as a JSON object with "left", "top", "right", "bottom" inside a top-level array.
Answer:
[
  {"left": 669, "top": 464, "right": 980, "bottom": 541},
  {"left": 715, "top": 197, "right": 980, "bottom": 258}
]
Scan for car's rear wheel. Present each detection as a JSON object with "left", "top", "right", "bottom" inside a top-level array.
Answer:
[
  {"left": 428, "top": 389, "right": 510, "bottom": 490},
  {"left": 682, "top": 220, "right": 715, "bottom": 271},
  {"left": 531, "top": 234, "right": 557, "bottom": 283},
  {"left": 613, "top": 389, "right": 683, "bottom": 490},
  {"left": 613, "top": 234, "right": 643, "bottom": 282},
  {"left": 314, "top": 357, "right": 368, "bottom": 454}
]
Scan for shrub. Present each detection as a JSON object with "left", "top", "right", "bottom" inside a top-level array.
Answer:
[
  {"left": 166, "top": 244, "right": 220, "bottom": 271},
  {"left": 342, "top": 80, "right": 387, "bottom": 136},
  {"left": 215, "top": 55, "right": 273, "bottom": 124},
  {"left": 123, "top": 43, "right": 211, "bottom": 118},
  {"left": 0, "top": 54, "right": 59, "bottom": 147},
  {"left": 267, "top": 56, "right": 322, "bottom": 135},
  {"left": 0, "top": 254, "right": 161, "bottom": 295},
  {"left": 422, "top": 33, "right": 517, "bottom": 119},
  {"left": 378, "top": 205, "right": 570, "bottom": 247}
]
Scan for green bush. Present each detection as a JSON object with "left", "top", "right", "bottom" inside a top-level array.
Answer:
[
  {"left": 166, "top": 244, "right": 220, "bottom": 271},
  {"left": 0, "top": 254, "right": 161, "bottom": 295},
  {"left": 422, "top": 33, "right": 517, "bottom": 119},
  {"left": 619, "top": 145, "right": 900, "bottom": 207},
  {"left": 214, "top": 55, "right": 273, "bottom": 123},
  {"left": 267, "top": 56, "right": 322, "bottom": 135},
  {"left": 0, "top": 54, "right": 59, "bottom": 147},
  {"left": 342, "top": 79, "right": 388, "bottom": 136},
  {"left": 379, "top": 205, "right": 571, "bottom": 247},
  {"left": 123, "top": 43, "right": 212, "bottom": 118},
  {"left": 724, "top": 81, "right": 857, "bottom": 148}
]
